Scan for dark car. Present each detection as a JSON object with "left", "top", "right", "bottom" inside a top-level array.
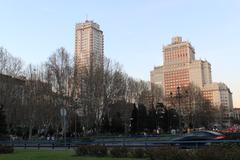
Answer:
[
  {"left": 171, "top": 130, "right": 225, "bottom": 148},
  {"left": 191, "top": 130, "right": 225, "bottom": 139}
]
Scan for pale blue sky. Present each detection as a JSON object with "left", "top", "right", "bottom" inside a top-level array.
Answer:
[{"left": 0, "top": 0, "right": 239, "bottom": 107}]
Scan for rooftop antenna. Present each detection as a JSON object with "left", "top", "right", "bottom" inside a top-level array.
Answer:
[{"left": 85, "top": 14, "right": 88, "bottom": 22}]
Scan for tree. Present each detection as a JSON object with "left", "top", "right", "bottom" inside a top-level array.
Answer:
[
  {"left": 130, "top": 104, "right": 138, "bottom": 133},
  {"left": 137, "top": 104, "right": 148, "bottom": 132},
  {"left": 0, "top": 47, "right": 23, "bottom": 77},
  {"left": 156, "top": 103, "right": 168, "bottom": 132},
  {"left": 74, "top": 61, "right": 104, "bottom": 132},
  {"left": 1, "top": 46, "right": 159, "bottom": 137},
  {"left": 107, "top": 101, "right": 133, "bottom": 134},
  {"left": 23, "top": 64, "right": 56, "bottom": 139},
  {"left": 168, "top": 108, "right": 179, "bottom": 130},
  {"left": 193, "top": 100, "right": 216, "bottom": 129},
  {"left": 147, "top": 106, "right": 157, "bottom": 132},
  {"left": 179, "top": 84, "right": 216, "bottom": 129},
  {"left": 151, "top": 83, "right": 163, "bottom": 106},
  {"left": 103, "top": 58, "right": 127, "bottom": 107},
  {"left": 111, "top": 112, "right": 124, "bottom": 134},
  {"left": 46, "top": 47, "right": 73, "bottom": 136},
  {"left": 101, "top": 114, "right": 110, "bottom": 133},
  {"left": 0, "top": 104, "right": 7, "bottom": 136},
  {"left": 46, "top": 47, "right": 73, "bottom": 97}
]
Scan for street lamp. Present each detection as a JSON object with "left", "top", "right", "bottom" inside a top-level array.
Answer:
[
  {"left": 60, "top": 107, "right": 67, "bottom": 146},
  {"left": 169, "top": 86, "right": 183, "bottom": 133}
]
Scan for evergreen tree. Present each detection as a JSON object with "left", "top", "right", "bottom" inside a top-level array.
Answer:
[
  {"left": 101, "top": 114, "right": 110, "bottom": 133},
  {"left": 148, "top": 107, "right": 157, "bottom": 132},
  {"left": 0, "top": 104, "right": 7, "bottom": 136},
  {"left": 111, "top": 112, "right": 124, "bottom": 133},
  {"left": 156, "top": 103, "right": 168, "bottom": 132},
  {"left": 130, "top": 103, "right": 138, "bottom": 134},
  {"left": 138, "top": 104, "right": 147, "bottom": 132},
  {"left": 168, "top": 108, "right": 179, "bottom": 130}
]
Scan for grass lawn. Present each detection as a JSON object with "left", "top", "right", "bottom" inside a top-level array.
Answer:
[{"left": 0, "top": 149, "right": 139, "bottom": 160}]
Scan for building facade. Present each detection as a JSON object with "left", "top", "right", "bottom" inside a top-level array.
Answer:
[
  {"left": 151, "top": 36, "right": 212, "bottom": 96},
  {"left": 150, "top": 36, "right": 233, "bottom": 126},
  {"left": 202, "top": 83, "right": 233, "bottom": 126},
  {"left": 232, "top": 108, "right": 240, "bottom": 121},
  {"left": 74, "top": 20, "right": 104, "bottom": 98},
  {"left": 74, "top": 20, "right": 105, "bottom": 128},
  {"left": 75, "top": 20, "right": 104, "bottom": 75},
  {"left": 150, "top": 66, "right": 163, "bottom": 87}
]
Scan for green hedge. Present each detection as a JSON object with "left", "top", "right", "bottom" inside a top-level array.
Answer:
[
  {"left": 75, "top": 145, "right": 107, "bottom": 157},
  {"left": 110, "top": 146, "right": 128, "bottom": 158},
  {"left": 0, "top": 145, "right": 14, "bottom": 154},
  {"left": 147, "top": 145, "right": 240, "bottom": 160},
  {"left": 146, "top": 147, "right": 192, "bottom": 160},
  {"left": 129, "top": 148, "right": 145, "bottom": 158},
  {"left": 75, "top": 144, "right": 240, "bottom": 160}
]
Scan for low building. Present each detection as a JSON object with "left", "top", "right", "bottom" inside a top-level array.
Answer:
[
  {"left": 202, "top": 83, "right": 233, "bottom": 126},
  {"left": 232, "top": 108, "right": 240, "bottom": 120}
]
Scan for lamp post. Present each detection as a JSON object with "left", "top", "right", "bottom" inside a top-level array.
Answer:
[
  {"left": 170, "top": 86, "right": 183, "bottom": 133},
  {"left": 177, "top": 86, "right": 183, "bottom": 133},
  {"left": 60, "top": 107, "right": 67, "bottom": 146}
]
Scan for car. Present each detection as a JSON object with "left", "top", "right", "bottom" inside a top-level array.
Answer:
[
  {"left": 191, "top": 130, "right": 225, "bottom": 139},
  {"left": 171, "top": 130, "right": 225, "bottom": 148}
]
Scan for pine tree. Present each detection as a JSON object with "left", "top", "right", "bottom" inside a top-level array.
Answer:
[
  {"left": 148, "top": 107, "right": 157, "bottom": 132},
  {"left": 130, "top": 104, "right": 138, "bottom": 134},
  {"left": 138, "top": 104, "right": 147, "bottom": 132},
  {"left": 101, "top": 114, "right": 110, "bottom": 133},
  {"left": 0, "top": 104, "right": 7, "bottom": 137},
  {"left": 111, "top": 112, "right": 124, "bottom": 133}
]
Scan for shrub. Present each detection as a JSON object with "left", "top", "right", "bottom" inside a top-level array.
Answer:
[
  {"left": 88, "top": 145, "right": 107, "bottom": 157},
  {"left": 194, "top": 145, "right": 240, "bottom": 160},
  {"left": 75, "top": 145, "right": 89, "bottom": 156},
  {"left": 80, "top": 137, "right": 95, "bottom": 142},
  {"left": 129, "top": 148, "right": 145, "bottom": 158},
  {"left": 110, "top": 146, "right": 128, "bottom": 158},
  {"left": 0, "top": 145, "right": 14, "bottom": 154},
  {"left": 194, "top": 148, "right": 224, "bottom": 160},
  {"left": 146, "top": 147, "right": 192, "bottom": 160},
  {"left": 75, "top": 145, "right": 107, "bottom": 157}
]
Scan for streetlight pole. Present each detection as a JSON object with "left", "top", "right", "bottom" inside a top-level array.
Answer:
[
  {"left": 170, "top": 88, "right": 183, "bottom": 133},
  {"left": 60, "top": 107, "right": 67, "bottom": 147},
  {"left": 64, "top": 114, "right": 66, "bottom": 146},
  {"left": 176, "top": 86, "right": 182, "bottom": 133}
]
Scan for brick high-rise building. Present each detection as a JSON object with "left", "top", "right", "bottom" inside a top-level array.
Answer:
[
  {"left": 74, "top": 20, "right": 104, "bottom": 128},
  {"left": 151, "top": 36, "right": 212, "bottom": 96},
  {"left": 150, "top": 36, "right": 233, "bottom": 126},
  {"left": 75, "top": 20, "right": 104, "bottom": 76},
  {"left": 74, "top": 20, "right": 104, "bottom": 97}
]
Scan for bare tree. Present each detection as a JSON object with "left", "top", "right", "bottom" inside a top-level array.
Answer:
[
  {"left": 46, "top": 47, "right": 73, "bottom": 96},
  {"left": 151, "top": 83, "right": 163, "bottom": 105},
  {"left": 46, "top": 47, "right": 74, "bottom": 136},
  {"left": 0, "top": 47, "right": 23, "bottom": 77},
  {"left": 169, "top": 84, "right": 217, "bottom": 129}
]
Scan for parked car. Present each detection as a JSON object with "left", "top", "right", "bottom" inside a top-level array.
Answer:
[
  {"left": 171, "top": 130, "right": 225, "bottom": 148},
  {"left": 223, "top": 132, "right": 240, "bottom": 140}
]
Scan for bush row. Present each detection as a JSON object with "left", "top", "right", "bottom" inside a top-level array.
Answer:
[
  {"left": 75, "top": 145, "right": 107, "bottom": 157},
  {"left": 75, "top": 144, "right": 240, "bottom": 160},
  {"left": 147, "top": 145, "right": 240, "bottom": 160},
  {"left": 75, "top": 145, "right": 145, "bottom": 158},
  {"left": 0, "top": 145, "right": 14, "bottom": 154}
]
